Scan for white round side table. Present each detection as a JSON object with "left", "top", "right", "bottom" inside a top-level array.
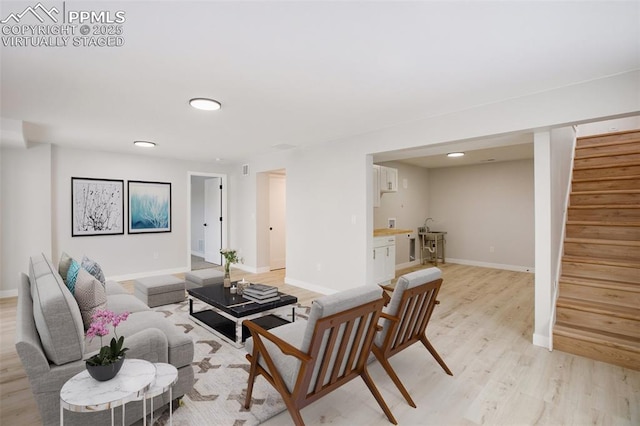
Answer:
[
  {"left": 60, "top": 359, "right": 156, "bottom": 426},
  {"left": 142, "top": 363, "right": 178, "bottom": 426}
]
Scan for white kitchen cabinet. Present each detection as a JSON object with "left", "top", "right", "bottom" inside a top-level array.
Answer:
[
  {"left": 373, "top": 236, "right": 396, "bottom": 285},
  {"left": 379, "top": 166, "right": 398, "bottom": 193}
]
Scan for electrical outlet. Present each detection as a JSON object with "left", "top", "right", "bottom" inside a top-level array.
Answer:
[
  {"left": 153, "top": 252, "right": 159, "bottom": 259},
  {"left": 489, "top": 246, "right": 495, "bottom": 253},
  {"left": 316, "top": 263, "right": 322, "bottom": 272}
]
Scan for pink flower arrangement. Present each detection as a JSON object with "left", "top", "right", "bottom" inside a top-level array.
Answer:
[{"left": 86, "top": 309, "right": 130, "bottom": 366}]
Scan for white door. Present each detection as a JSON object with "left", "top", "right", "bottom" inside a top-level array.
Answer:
[
  {"left": 269, "top": 174, "right": 286, "bottom": 270},
  {"left": 204, "top": 178, "right": 222, "bottom": 265}
]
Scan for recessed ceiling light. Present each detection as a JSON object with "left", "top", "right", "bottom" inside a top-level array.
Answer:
[
  {"left": 447, "top": 152, "right": 465, "bottom": 158},
  {"left": 133, "top": 140, "right": 156, "bottom": 148},
  {"left": 189, "top": 98, "right": 221, "bottom": 111}
]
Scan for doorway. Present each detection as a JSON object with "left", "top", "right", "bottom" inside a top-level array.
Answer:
[
  {"left": 188, "top": 172, "right": 227, "bottom": 270},
  {"left": 256, "top": 170, "right": 287, "bottom": 272},
  {"left": 269, "top": 173, "right": 286, "bottom": 270}
]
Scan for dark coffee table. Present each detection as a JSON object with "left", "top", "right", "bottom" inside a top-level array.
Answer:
[{"left": 187, "top": 283, "right": 298, "bottom": 347}]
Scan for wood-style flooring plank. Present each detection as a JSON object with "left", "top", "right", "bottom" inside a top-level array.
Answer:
[{"left": 2, "top": 265, "right": 639, "bottom": 425}]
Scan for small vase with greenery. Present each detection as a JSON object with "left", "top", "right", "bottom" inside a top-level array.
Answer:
[
  {"left": 220, "top": 248, "right": 242, "bottom": 287},
  {"left": 85, "top": 309, "right": 130, "bottom": 381}
]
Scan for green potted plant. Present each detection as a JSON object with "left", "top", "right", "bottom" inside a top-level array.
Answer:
[
  {"left": 85, "top": 309, "right": 129, "bottom": 381},
  {"left": 220, "top": 248, "right": 242, "bottom": 288}
]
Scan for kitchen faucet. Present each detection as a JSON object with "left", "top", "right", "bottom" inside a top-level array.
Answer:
[{"left": 423, "top": 217, "right": 433, "bottom": 233}]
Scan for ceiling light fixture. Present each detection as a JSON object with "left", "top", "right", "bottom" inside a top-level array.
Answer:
[
  {"left": 189, "top": 98, "right": 221, "bottom": 111},
  {"left": 447, "top": 152, "right": 465, "bottom": 158},
  {"left": 133, "top": 140, "right": 156, "bottom": 148}
]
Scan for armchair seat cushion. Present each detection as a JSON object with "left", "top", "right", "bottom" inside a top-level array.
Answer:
[{"left": 245, "top": 319, "right": 307, "bottom": 392}]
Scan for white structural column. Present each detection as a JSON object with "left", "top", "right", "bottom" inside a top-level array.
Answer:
[{"left": 533, "top": 131, "right": 552, "bottom": 349}]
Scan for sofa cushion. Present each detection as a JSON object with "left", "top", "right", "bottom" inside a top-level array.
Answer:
[
  {"left": 107, "top": 294, "right": 150, "bottom": 314},
  {"left": 82, "top": 255, "right": 106, "bottom": 284},
  {"left": 105, "top": 280, "right": 128, "bottom": 295},
  {"left": 58, "top": 252, "right": 73, "bottom": 284},
  {"left": 83, "top": 310, "right": 194, "bottom": 368},
  {"left": 74, "top": 269, "right": 107, "bottom": 329},
  {"left": 66, "top": 259, "right": 81, "bottom": 294},
  {"left": 29, "top": 253, "right": 85, "bottom": 365}
]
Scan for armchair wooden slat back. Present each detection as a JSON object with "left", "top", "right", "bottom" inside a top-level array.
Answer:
[
  {"left": 303, "top": 302, "right": 378, "bottom": 404},
  {"left": 374, "top": 268, "right": 453, "bottom": 409},
  {"left": 244, "top": 287, "right": 397, "bottom": 426},
  {"left": 387, "top": 280, "right": 440, "bottom": 355}
]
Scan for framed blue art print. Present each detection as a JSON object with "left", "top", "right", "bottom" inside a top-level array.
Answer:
[{"left": 127, "top": 180, "right": 171, "bottom": 234}]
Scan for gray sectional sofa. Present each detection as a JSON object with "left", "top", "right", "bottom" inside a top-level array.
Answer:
[{"left": 15, "top": 253, "right": 194, "bottom": 426}]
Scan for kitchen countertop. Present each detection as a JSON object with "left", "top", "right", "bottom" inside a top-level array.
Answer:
[{"left": 373, "top": 228, "right": 414, "bottom": 237}]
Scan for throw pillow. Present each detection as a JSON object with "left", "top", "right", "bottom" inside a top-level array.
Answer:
[
  {"left": 82, "top": 255, "right": 106, "bottom": 285},
  {"left": 66, "top": 259, "right": 81, "bottom": 294},
  {"left": 73, "top": 269, "right": 107, "bottom": 329},
  {"left": 58, "top": 252, "right": 73, "bottom": 285}
]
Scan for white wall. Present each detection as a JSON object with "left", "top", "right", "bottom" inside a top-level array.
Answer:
[
  {"left": 0, "top": 144, "right": 228, "bottom": 293},
  {"left": 1, "top": 144, "right": 52, "bottom": 296},
  {"left": 428, "top": 159, "right": 535, "bottom": 270},
  {"left": 190, "top": 176, "right": 205, "bottom": 254},
  {"left": 577, "top": 116, "right": 640, "bottom": 137},
  {"left": 234, "top": 70, "right": 638, "bottom": 342},
  {"left": 374, "top": 161, "right": 429, "bottom": 266},
  {"left": 51, "top": 146, "right": 226, "bottom": 280}
]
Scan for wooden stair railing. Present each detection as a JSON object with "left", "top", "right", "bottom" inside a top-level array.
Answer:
[{"left": 554, "top": 129, "right": 640, "bottom": 370}]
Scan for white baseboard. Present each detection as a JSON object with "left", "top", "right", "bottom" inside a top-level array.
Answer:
[
  {"left": 191, "top": 250, "right": 205, "bottom": 258},
  {"left": 446, "top": 258, "right": 535, "bottom": 273},
  {"left": 107, "top": 267, "right": 189, "bottom": 283},
  {"left": 284, "top": 277, "right": 337, "bottom": 295},
  {"left": 396, "top": 260, "right": 420, "bottom": 271},
  {"left": 533, "top": 333, "right": 551, "bottom": 350},
  {"left": 0, "top": 289, "right": 18, "bottom": 299},
  {"left": 232, "top": 264, "right": 270, "bottom": 274}
]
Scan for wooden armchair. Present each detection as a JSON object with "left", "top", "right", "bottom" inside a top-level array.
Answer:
[
  {"left": 243, "top": 286, "right": 397, "bottom": 425},
  {"left": 374, "top": 267, "right": 453, "bottom": 408}
]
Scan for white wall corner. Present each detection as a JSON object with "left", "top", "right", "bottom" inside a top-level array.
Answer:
[
  {"left": 232, "top": 263, "right": 269, "bottom": 274},
  {"left": 533, "top": 333, "right": 551, "bottom": 350},
  {"left": 0, "top": 118, "right": 26, "bottom": 148},
  {"left": 284, "top": 277, "right": 337, "bottom": 296}
]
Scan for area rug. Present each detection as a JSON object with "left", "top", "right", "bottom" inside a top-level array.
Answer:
[{"left": 150, "top": 299, "right": 310, "bottom": 426}]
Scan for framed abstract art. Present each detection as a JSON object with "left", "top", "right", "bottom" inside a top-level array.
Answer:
[
  {"left": 128, "top": 180, "right": 172, "bottom": 234},
  {"left": 71, "top": 177, "right": 124, "bottom": 236}
]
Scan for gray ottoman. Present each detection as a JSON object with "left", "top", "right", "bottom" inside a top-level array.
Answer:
[
  {"left": 134, "top": 275, "right": 185, "bottom": 307},
  {"left": 185, "top": 269, "right": 225, "bottom": 289}
]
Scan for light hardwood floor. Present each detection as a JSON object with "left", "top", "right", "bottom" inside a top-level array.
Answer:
[{"left": 1, "top": 264, "right": 639, "bottom": 425}]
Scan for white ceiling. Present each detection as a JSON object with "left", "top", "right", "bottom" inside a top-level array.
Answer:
[
  {"left": 1, "top": 1, "right": 639, "bottom": 163},
  {"left": 393, "top": 137, "right": 534, "bottom": 169}
]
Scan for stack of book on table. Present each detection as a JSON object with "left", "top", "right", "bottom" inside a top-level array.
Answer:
[{"left": 243, "top": 283, "right": 280, "bottom": 304}]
